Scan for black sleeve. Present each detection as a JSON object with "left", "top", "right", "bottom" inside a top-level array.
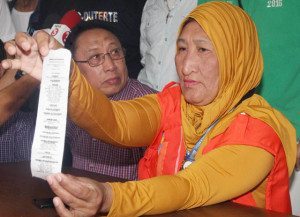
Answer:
[{"left": 27, "top": 0, "right": 73, "bottom": 34}]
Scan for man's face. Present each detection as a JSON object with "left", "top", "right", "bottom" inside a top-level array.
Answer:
[{"left": 74, "top": 28, "right": 128, "bottom": 97}]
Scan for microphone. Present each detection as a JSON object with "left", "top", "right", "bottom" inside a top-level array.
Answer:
[{"left": 49, "top": 10, "right": 82, "bottom": 46}]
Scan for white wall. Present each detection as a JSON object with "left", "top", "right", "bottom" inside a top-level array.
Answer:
[{"left": 290, "top": 171, "right": 300, "bottom": 216}]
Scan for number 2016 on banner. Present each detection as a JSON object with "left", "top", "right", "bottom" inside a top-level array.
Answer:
[{"left": 267, "top": 0, "right": 283, "bottom": 8}]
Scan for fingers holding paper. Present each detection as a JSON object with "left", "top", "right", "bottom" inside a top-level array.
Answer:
[
  {"left": 2, "top": 32, "right": 42, "bottom": 80},
  {"left": 34, "top": 30, "right": 63, "bottom": 56},
  {"left": 1, "top": 31, "right": 62, "bottom": 81},
  {"left": 47, "top": 173, "right": 113, "bottom": 217}
]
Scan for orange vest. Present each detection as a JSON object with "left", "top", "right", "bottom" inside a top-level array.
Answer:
[
  {"left": 138, "top": 84, "right": 291, "bottom": 213},
  {"left": 138, "top": 83, "right": 186, "bottom": 178}
]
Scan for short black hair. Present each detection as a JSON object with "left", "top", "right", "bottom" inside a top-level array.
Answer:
[{"left": 65, "top": 20, "right": 122, "bottom": 54}]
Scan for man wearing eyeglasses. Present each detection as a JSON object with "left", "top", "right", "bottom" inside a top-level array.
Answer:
[{"left": 64, "top": 21, "right": 156, "bottom": 180}]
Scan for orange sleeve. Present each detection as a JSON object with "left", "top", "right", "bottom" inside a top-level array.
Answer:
[
  {"left": 108, "top": 145, "right": 273, "bottom": 216},
  {"left": 67, "top": 64, "right": 162, "bottom": 147}
]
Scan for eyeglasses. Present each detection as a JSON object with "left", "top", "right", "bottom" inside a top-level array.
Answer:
[{"left": 74, "top": 47, "right": 126, "bottom": 67}]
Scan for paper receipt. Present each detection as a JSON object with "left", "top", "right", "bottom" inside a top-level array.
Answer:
[{"left": 31, "top": 48, "right": 71, "bottom": 180}]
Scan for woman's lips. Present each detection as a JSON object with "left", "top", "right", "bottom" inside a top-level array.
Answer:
[{"left": 183, "top": 79, "right": 198, "bottom": 88}]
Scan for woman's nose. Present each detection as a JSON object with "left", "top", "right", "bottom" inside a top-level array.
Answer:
[{"left": 181, "top": 52, "right": 198, "bottom": 76}]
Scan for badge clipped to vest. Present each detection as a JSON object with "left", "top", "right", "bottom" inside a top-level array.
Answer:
[
  {"left": 182, "top": 159, "right": 193, "bottom": 169},
  {"left": 182, "top": 119, "right": 220, "bottom": 170}
]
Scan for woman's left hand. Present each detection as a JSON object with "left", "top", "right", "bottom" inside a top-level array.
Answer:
[
  {"left": 47, "top": 173, "right": 113, "bottom": 217},
  {"left": 1, "top": 31, "right": 61, "bottom": 81}
]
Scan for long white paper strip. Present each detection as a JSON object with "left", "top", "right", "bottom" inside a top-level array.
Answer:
[{"left": 31, "top": 48, "right": 71, "bottom": 180}]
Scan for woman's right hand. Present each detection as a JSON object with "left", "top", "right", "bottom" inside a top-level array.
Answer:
[
  {"left": 47, "top": 173, "right": 113, "bottom": 217},
  {"left": 1, "top": 31, "right": 61, "bottom": 81}
]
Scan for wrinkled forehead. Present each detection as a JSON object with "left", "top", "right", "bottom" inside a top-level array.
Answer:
[{"left": 177, "top": 20, "right": 214, "bottom": 54}]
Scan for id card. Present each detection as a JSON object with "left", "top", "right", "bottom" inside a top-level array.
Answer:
[{"left": 31, "top": 48, "right": 71, "bottom": 179}]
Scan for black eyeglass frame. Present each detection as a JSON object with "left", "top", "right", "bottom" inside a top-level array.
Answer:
[{"left": 74, "top": 47, "right": 126, "bottom": 67}]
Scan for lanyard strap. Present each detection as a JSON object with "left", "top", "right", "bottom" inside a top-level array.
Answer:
[
  {"left": 185, "top": 118, "right": 220, "bottom": 162},
  {"left": 184, "top": 87, "right": 255, "bottom": 163}
]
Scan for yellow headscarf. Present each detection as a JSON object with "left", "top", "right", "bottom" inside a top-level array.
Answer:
[{"left": 180, "top": 2, "right": 296, "bottom": 174}]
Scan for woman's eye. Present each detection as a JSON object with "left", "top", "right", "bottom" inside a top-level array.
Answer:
[
  {"left": 177, "top": 47, "right": 186, "bottom": 52},
  {"left": 198, "top": 47, "right": 208, "bottom": 52}
]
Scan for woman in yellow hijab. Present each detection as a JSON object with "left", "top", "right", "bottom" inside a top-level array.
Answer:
[{"left": 2, "top": 1, "right": 297, "bottom": 217}]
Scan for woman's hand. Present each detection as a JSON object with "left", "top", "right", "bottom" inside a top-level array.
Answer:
[
  {"left": 47, "top": 173, "right": 113, "bottom": 217},
  {"left": 1, "top": 31, "right": 61, "bottom": 81}
]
